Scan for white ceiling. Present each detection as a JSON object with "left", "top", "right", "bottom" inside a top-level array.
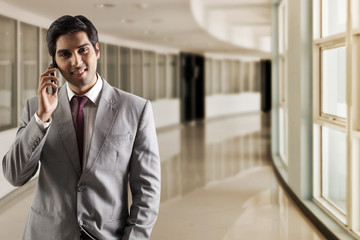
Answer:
[{"left": 0, "top": 0, "right": 272, "bottom": 58}]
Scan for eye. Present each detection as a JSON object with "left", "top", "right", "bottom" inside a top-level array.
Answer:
[
  {"left": 79, "top": 47, "right": 89, "bottom": 54},
  {"left": 59, "top": 51, "right": 71, "bottom": 58}
]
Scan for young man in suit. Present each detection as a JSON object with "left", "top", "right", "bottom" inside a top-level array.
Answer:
[{"left": 2, "top": 15, "right": 161, "bottom": 240}]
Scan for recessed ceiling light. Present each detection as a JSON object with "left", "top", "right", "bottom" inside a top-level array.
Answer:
[
  {"left": 144, "top": 30, "right": 154, "bottom": 35},
  {"left": 94, "top": 3, "right": 115, "bottom": 8},
  {"left": 136, "top": 3, "right": 149, "bottom": 10},
  {"left": 162, "top": 37, "right": 173, "bottom": 41},
  {"left": 120, "top": 19, "right": 134, "bottom": 24},
  {"left": 151, "top": 18, "right": 163, "bottom": 23}
]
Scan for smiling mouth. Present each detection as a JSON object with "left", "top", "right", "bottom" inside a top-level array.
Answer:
[{"left": 71, "top": 68, "right": 87, "bottom": 77}]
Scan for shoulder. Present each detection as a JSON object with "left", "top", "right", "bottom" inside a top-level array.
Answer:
[{"left": 102, "top": 79, "right": 149, "bottom": 110}]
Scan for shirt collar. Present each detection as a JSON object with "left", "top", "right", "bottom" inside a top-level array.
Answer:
[{"left": 66, "top": 73, "right": 103, "bottom": 105}]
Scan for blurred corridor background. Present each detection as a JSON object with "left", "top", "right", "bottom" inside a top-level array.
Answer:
[{"left": 0, "top": 0, "right": 358, "bottom": 239}]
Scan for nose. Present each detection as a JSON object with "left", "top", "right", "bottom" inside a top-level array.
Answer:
[{"left": 71, "top": 53, "right": 83, "bottom": 67}]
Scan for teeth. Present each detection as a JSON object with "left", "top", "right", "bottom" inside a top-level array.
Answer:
[{"left": 72, "top": 69, "right": 86, "bottom": 74}]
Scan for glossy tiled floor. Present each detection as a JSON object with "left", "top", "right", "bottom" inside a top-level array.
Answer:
[{"left": 0, "top": 113, "right": 324, "bottom": 239}]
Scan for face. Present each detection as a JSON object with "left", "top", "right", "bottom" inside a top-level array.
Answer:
[{"left": 55, "top": 31, "right": 100, "bottom": 95}]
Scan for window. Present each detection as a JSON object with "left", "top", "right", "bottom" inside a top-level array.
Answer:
[
  {"left": 41, "top": 28, "right": 52, "bottom": 75},
  {"left": 0, "top": 15, "right": 16, "bottom": 130},
  {"left": 212, "top": 60, "right": 221, "bottom": 94},
  {"left": 120, "top": 47, "right": 131, "bottom": 92},
  {"left": 321, "top": 126, "right": 347, "bottom": 213},
  {"left": 97, "top": 43, "right": 106, "bottom": 78},
  {"left": 313, "top": 0, "right": 350, "bottom": 228},
  {"left": 234, "top": 61, "right": 241, "bottom": 93},
  {"left": 168, "top": 54, "right": 179, "bottom": 98},
  {"left": 253, "top": 62, "right": 261, "bottom": 92},
  {"left": 205, "top": 58, "right": 212, "bottom": 95},
  {"left": 106, "top": 44, "right": 119, "bottom": 88},
  {"left": 241, "top": 61, "right": 250, "bottom": 92},
  {"left": 278, "top": 0, "right": 288, "bottom": 165},
  {"left": 321, "top": 0, "right": 346, "bottom": 38},
  {"left": 321, "top": 45, "right": 347, "bottom": 120},
  {"left": 131, "top": 49, "right": 143, "bottom": 97},
  {"left": 157, "top": 54, "right": 166, "bottom": 99},
  {"left": 143, "top": 51, "right": 156, "bottom": 100},
  {"left": 20, "top": 22, "right": 39, "bottom": 110}
]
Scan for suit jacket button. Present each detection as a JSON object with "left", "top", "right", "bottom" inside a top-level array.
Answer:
[{"left": 78, "top": 186, "right": 85, "bottom": 192}]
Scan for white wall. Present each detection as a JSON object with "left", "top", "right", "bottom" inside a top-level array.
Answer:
[
  {"left": 0, "top": 128, "right": 19, "bottom": 199},
  {"left": 152, "top": 99, "right": 180, "bottom": 129},
  {"left": 206, "top": 93, "right": 260, "bottom": 119}
]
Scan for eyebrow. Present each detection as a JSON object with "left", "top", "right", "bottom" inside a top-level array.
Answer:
[{"left": 57, "top": 43, "right": 91, "bottom": 54}]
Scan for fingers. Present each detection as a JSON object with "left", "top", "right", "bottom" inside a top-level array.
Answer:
[
  {"left": 39, "top": 69, "right": 59, "bottom": 83},
  {"left": 38, "top": 68, "right": 59, "bottom": 93},
  {"left": 40, "top": 67, "right": 57, "bottom": 78},
  {"left": 39, "top": 79, "right": 58, "bottom": 95}
]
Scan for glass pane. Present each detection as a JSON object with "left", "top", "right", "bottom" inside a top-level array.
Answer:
[
  {"left": 279, "top": 107, "right": 287, "bottom": 164},
  {"left": 41, "top": 29, "right": 52, "bottom": 74},
  {"left": 97, "top": 43, "right": 106, "bottom": 78},
  {"left": 241, "top": 62, "right": 250, "bottom": 92},
  {"left": 106, "top": 44, "right": 119, "bottom": 88},
  {"left": 321, "top": 46, "right": 346, "bottom": 118},
  {"left": 253, "top": 62, "right": 261, "bottom": 92},
  {"left": 205, "top": 59, "right": 212, "bottom": 95},
  {"left": 322, "top": 0, "right": 347, "bottom": 37},
  {"left": 230, "top": 61, "right": 236, "bottom": 93},
  {"left": 131, "top": 49, "right": 143, "bottom": 97},
  {"left": 120, "top": 47, "right": 131, "bottom": 92},
  {"left": 234, "top": 61, "right": 241, "bottom": 93},
  {"left": 321, "top": 126, "right": 347, "bottom": 213},
  {"left": 143, "top": 51, "right": 156, "bottom": 100},
  {"left": 157, "top": 54, "right": 166, "bottom": 99},
  {"left": 212, "top": 60, "right": 221, "bottom": 94},
  {"left": 20, "top": 23, "right": 38, "bottom": 110},
  {"left": 279, "top": 57, "right": 286, "bottom": 104},
  {"left": 169, "top": 54, "right": 178, "bottom": 98},
  {"left": 0, "top": 16, "right": 16, "bottom": 129}
]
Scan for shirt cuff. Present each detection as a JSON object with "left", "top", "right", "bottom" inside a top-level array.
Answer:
[{"left": 34, "top": 113, "right": 51, "bottom": 131}]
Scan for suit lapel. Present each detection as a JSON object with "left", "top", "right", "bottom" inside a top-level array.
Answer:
[
  {"left": 84, "top": 80, "right": 119, "bottom": 174},
  {"left": 53, "top": 86, "right": 82, "bottom": 176}
]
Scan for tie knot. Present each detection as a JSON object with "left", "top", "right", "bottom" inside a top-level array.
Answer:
[{"left": 73, "top": 96, "right": 88, "bottom": 110}]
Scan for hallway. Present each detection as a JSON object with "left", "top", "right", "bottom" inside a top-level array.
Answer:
[{"left": 0, "top": 113, "right": 324, "bottom": 239}]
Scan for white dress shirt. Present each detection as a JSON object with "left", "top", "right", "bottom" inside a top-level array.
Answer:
[{"left": 35, "top": 74, "right": 103, "bottom": 169}]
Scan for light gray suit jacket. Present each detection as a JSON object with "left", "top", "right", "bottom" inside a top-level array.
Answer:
[{"left": 2, "top": 78, "right": 161, "bottom": 240}]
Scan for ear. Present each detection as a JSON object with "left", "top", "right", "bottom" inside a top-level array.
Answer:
[{"left": 95, "top": 43, "right": 100, "bottom": 59}]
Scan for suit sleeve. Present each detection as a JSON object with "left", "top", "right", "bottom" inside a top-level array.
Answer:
[
  {"left": 123, "top": 101, "right": 161, "bottom": 240},
  {"left": 2, "top": 99, "right": 49, "bottom": 187}
]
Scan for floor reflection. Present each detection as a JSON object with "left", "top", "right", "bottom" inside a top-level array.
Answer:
[
  {"left": 0, "top": 113, "right": 324, "bottom": 240},
  {"left": 153, "top": 113, "right": 324, "bottom": 240},
  {"left": 159, "top": 113, "right": 271, "bottom": 203}
]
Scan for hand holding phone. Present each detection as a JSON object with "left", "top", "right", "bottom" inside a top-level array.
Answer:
[{"left": 47, "top": 63, "right": 57, "bottom": 94}]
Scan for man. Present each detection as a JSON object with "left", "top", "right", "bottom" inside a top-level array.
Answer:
[{"left": 2, "top": 15, "right": 161, "bottom": 240}]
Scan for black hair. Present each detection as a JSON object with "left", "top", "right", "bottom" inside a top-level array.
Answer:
[{"left": 46, "top": 15, "right": 99, "bottom": 65}]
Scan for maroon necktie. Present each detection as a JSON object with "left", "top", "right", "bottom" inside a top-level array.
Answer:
[{"left": 72, "top": 96, "right": 88, "bottom": 168}]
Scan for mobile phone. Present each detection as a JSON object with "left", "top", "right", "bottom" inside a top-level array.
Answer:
[{"left": 47, "top": 63, "right": 57, "bottom": 94}]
